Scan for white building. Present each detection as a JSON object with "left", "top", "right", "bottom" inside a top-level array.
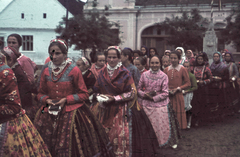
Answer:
[
  {"left": 84, "top": 0, "right": 238, "bottom": 56},
  {"left": 0, "top": 0, "right": 82, "bottom": 65}
]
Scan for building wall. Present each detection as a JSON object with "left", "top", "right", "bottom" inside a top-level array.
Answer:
[
  {"left": 0, "top": 0, "right": 82, "bottom": 65},
  {"left": 84, "top": 0, "right": 236, "bottom": 52}
]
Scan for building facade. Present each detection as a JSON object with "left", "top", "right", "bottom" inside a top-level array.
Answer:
[
  {"left": 0, "top": 0, "right": 82, "bottom": 65},
  {"left": 84, "top": 0, "right": 237, "bottom": 56}
]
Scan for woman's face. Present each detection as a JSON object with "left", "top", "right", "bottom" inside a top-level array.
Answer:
[
  {"left": 149, "top": 49, "right": 156, "bottom": 57},
  {"left": 141, "top": 47, "right": 146, "bottom": 55},
  {"left": 162, "top": 58, "right": 170, "bottom": 68},
  {"left": 183, "top": 62, "right": 190, "bottom": 72},
  {"left": 197, "top": 56, "right": 204, "bottom": 65},
  {"left": 49, "top": 45, "right": 67, "bottom": 66},
  {"left": 177, "top": 49, "right": 182, "bottom": 56},
  {"left": 76, "top": 60, "right": 87, "bottom": 72},
  {"left": 225, "top": 53, "right": 231, "bottom": 62},
  {"left": 213, "top": 53, "right": 220, "bottom": 63},
  {"left": 7, "top": 36, "right": 20, "bottom": 51},
  {"left": 134, "top": 59, "right": 144, "bottom": 71},
  {"left": 170, "top": 54, "right": 179, "bottom": 67},
  {"left": 107, "top": 49, "right": 119, "bottom": 68},
  {"left": 186, "top": 51, "right": 192, "bottom": 58},
  {"left": 96, "top": 55, "right": 105, "bottom": 68},
  {"left": 150, "top": 56, "right": 161, "bottom": 71}
]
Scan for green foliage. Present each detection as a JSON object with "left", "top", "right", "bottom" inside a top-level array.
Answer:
[
  {"left": 221, "top": 3, "right": 240, "bottom": 50},
  {"left": 155, "top": 8, "right": 207, "bottom": 51},
  {"left": 55, "top": 6, "right": 121, "bottom": 54}
]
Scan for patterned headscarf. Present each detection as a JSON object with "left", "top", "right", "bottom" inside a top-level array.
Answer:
[
  {"left": 50, "top": 38, "right": 68, "bottom": 50},
  {"left": 3, "top": 46, "right": 18, "bottom": 62},
  {"left": 81, "top": 57, "right": 90, "bottom": 66},
  {"left": 107, "top": 46, "right": 122, "bottom": 53},
  {"left": 224, "top": 51, "right": 235, "bottom": 62},
  {"left": 213, "top": 51, "right": 223, "bottom": 62},
  {"left": 186, "top": 50, "right": 194, "bottom": 58}
]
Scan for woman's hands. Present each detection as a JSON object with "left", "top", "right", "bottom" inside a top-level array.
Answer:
[
  {"left": 213, "top": 76, "right": 222, "bottom": 81},
  {"left": 46, "top": 98, "right": 67, "bottom": 108}
]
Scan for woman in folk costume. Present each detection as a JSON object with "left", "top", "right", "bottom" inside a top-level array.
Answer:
[
  {"left": 0, "top": 51, "right": 51, "bottom": 157},
  {"left": 223, "top": 51, "right": 239, "bottom": 113},
  {"left": 175, "top": 47, "right": 186, "bottom": 65},
  {"left": 164, "top": 51, "right": 191, "bottom": 129},
  {"left": 209, "top": 52, "right": 229, "bottom": 118},
  {"left": 137, "top": 55, "right": 180, "bottom": 149},
  {"left": 185, "top": 50, "right": 195, "bottom": 71},
  {"left": 90, "top": 51, "right": 106, "bottom": 80},
  {"left": 133, "top": 57, "right": 147, "bottom": 75},
  {"left": 34, "top": 39, "right": 114, "bottom": 157},
  {"left": 91, "top": 46, "right": 161, "bottom": 157},
  {"left": 182, "top": 61, "right": 198, "bottom": 129},
  {"left": 191, "top": 54, "right": 212, "bottom": 126},
  {"left": 76, "top": 56, "right": 96, "bottom": 95},
  {"left": 2, "top": 46, "right": 37, "bottom": 121}
]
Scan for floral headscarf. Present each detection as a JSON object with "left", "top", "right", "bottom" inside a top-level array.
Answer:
[
  {"left": 3, "top": 46, "right": 18, "bottom": 62},
  {"left": 50, "top": 38, "right": 68, "bottom": 50},
  {"left": 107, "top": 46, "right": 122, "bottom": 53}
]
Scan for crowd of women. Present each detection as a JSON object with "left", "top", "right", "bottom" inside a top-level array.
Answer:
[{"left": 0, "top": 34, "right": 239, "bottom": 157}]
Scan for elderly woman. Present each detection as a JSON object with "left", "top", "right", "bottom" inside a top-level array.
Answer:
[
  {"left": 91, "top": 46, "right": 160, "bottom": 157},
  {"left": 0, "top": 51, "right": 51, "bottom": 157},
  {"left": 34, "top": 39, "right": 113, "bottom": 157},
  {"left": 2, "top": 46, "right": 36, "bottom": 121},
  {"left": 138, "top": 55, "right": 180, "bottom": 148}
]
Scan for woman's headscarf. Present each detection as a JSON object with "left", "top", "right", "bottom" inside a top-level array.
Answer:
[
  {"left": 210, "top": 52, "right": 225, "bottom": 72},
  {"left": 186, "top": 50, "right": 194, "bottom": 59},
  {"left": 175, "top": 47, "right": 186, "bottom": 59},
  {"left": 224, "top": 51, "right": 235, "bottom": 63}
]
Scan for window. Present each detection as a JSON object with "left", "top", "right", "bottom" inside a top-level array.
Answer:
[
  {"left": 43, "top": 13, "right": 47, "bottom": 19},
  {"left": 22, "top": 35, "right": 33, "bottom": 51},
  {"left": 0, "top": 37, "right": 4, "bottom": 49},
  {"left": 21, "top": 13, "right": 24, "bottom": 19}
]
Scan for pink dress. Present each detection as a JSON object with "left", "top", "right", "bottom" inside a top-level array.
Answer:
[{"left": 137, "top": 69, "right": 170, "bottom": 146}]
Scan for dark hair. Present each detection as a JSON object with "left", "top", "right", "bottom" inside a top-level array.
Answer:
[
  {"left": 141, "top": 45, "right": 149, "bottom": 57},
  {"left": 79, "top": 57, "right": 92, "bottom": 67},
  {"left": 134, "top": 56, "right": 147, "bottom": 66},
  {"left": 149, "top": 55, "right": 163, "bottom": 70},
  {"left": 106, "top": 48, "right": 121, "bottom": 59},
  {"left": 170, "top": 50, "right": 181, "bottom": 60},
  {"left": 195, "top": 55, "right": 205, "bottom": 66},
  {"left": 0, "top": 50, "right": 11, "bottom": 61},
  {"left": 48, "top": 42, "right": 68, "bottom": 54},
  {"left": 149, "top": 47, "right": 157, "bottom": 56},
  {"left": 93, "top": 51, "right": 105, "bottom": 63},
  {"left": 133, "top": 50, "right": 143, "bottom": 57},
  {"left": 7, "top": 34, "right": 22, "bottom": 47},
  {"left": 122, "top": 49, "right": 133, "bottom": 63}
]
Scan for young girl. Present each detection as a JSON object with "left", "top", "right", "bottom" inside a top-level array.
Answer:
[
  {"left": 90, "top": 52, "right": 106, "bottom": 80},
  {"left": 134, "top": 57, "right": 147, "bottom": 75},
  {"left": 164, "top": 51, "right": 191, "bottom": 129},
  {"left": 162, "top": 55, "right": 171, "bottom": 70}
]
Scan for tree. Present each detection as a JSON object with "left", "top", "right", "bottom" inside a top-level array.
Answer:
[
  {"left": 55, "top": 4, "right": 121, "bottom": 61},
  {"left": 221, "top": 3, "right": 240, "bottom": 51},
  {"left": 155, "top": 8, "right": 208, "bottom": 51}
]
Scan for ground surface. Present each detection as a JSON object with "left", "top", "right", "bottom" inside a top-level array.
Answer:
[{"left": 158, "top": 113, "right": 240, "bottom": 157}]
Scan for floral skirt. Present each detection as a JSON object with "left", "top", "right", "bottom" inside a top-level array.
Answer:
[
  {"left": 1, "top": 114, "right": 51, "bottom": 157},
  {"left": 34, "top": 105, "right": 114, "bottom": 157}
]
